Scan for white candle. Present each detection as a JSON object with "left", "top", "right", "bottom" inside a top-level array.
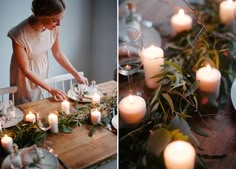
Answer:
[
  {"left": 48, "top": 113, "right": 58, "bottom": 133},
  {"left": 171, "top": 9, "right": 192, "bottom": 34},
  {"left": 92, "top": 93, "right": 101, "bottom": 104},
  {"left": 196, "top": 64, "right": 221, "bottom": 98},
  {"left": 91, "top": 109, "right": 101, "bottom": 124},
  {"left": 219, "top": 0, "right": 235, "bottom": 24},
  {"left": 119, "top": 95, "right": 146, "bottom": 124},
  {"left": 1, "top": 134, "right": 13, "bottom": 153},
  {"left": 142, "top": 45, "right": 164, "bottom": 89},
  {"left": 25, "top": 112, "right": 36, "bottom": 123},
  {"left": 61, "top": 100, "right": 70, "bottom": 114},
  {"left": 164, "top": 141, "right": 196, "bottom": 169}
]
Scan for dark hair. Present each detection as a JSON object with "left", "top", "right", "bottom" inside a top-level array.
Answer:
[{"left": 32, "top": 0, "right": 66, "bottom": 17}]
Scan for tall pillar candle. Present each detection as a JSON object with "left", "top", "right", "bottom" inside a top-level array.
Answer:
[
  {"left": 142, "top": 45, "right": 164, "bottom": 89},
  {"left": 1, "top": 134, "right": 13, "bottom": 153},
  {"left": 196, "top": 65, "right": 221, "bottom": 98},
  {"left": 219, "top": 0, "right": 235, "bottom": 24},
  {"left": 119, "top": 95, "right": 146, "bottom": 124},
  {"left": 61, "top": 100, "right": 70, "bottom": 114},
  {"left": 164, "top": 141, "right": 196, "bottom": 169},
  {"left": 48, "top": 113, "right": 58, "bottom": 133},
  {"left": 91, "top": 109, "right": 101, "bottom": 124},
  {"left": 171, "top": 9, "right": 192, "bottom": 34}
]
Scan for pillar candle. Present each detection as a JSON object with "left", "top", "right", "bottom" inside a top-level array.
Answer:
[
  {"left": 61, "top": 100, "right": 70, "bottom": 114},
  {"left": 1, "top": 134, "right": 13, "bottom": 153},
  {"left": 171, "top": 9, "right": 192, "bottom": 34},
  {"left": 142, "top": 45, "right": 164, "bottom": 89},
  {"left": 91, "top": 109, "right": 101, "bottom": 124},
  {"left": 119, "top": 95, "right": 146, "bottom": 124},
  {"left": 48, "top": 113, "right": 58, "bottom": 133},
  {"left": 219, "top": 0, "right": 235, "bottom": 24},
  {"left": 25, "top": 112, "right": 36, "bottom": 123},
  {"left": 164, "top": 141, "right": 196, "bottom": 169},
  {"left": 92, "top": 93, "right": 101, "bottom": 104},
  {"left": 196, "top": 64, "right": 221, "bottom": 98}
]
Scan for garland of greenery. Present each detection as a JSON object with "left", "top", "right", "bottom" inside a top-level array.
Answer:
[
  {"left": 0, "top": 89, "right": 117, "bottom": 156},
  {"left": 120, "top": 1, "right": 236, "bottom": 169}
]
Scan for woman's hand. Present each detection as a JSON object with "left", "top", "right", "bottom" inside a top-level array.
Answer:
[
  {"left": 75, "top": 73, "right": 89, "bottom": 85},
  {"left": 49, "top": 88, "right": 68, "bottom": 101}
]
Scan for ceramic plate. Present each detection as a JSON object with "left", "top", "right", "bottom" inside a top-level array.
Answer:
[
  {"left": 231, "top": 79, "right": 236, "bottom": 109},
  {"left": 67, "top": 85, "right": 103, "bottom": 102},
  {"left": 111, "top": 115, "right": 118, "bottom": 130},
  {"left": 1, "top": 147, "right": 59, "bottom": 169},
  {"left": 0, "top": 108, "right": 24, "bottom": 128}
]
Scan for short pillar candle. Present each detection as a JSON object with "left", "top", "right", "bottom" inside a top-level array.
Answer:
[
  {"left": 142, "top": 45, "right": 164, "bottom": 89},
  {"left": 119, "top": 95, "right": 146, "bottom": 124},
  {"left": 92, "top": 93, "right": 101, "bottom": 104},
  {"left": 25, "top": 111, "right": 36, "bottom": 123},
  {"left": 61, "top": 100, "right": 70, "bottom": 114},
  {"left": 1, "top": 134, "right": 13, "bottom": 153},
  {"left": 171, "top": 9, "right": 192, "bottom": 34},
  {"left": 196, "top": 64, "right": 221, "bottom": 98},
  {"left": 164, "top": 140, "right": 196, "bottom": 169},
  {"left": 219, "top": 0, "right": 235, "bottom": 24},
  {"left": 91, "top": 109, "right": 101, "bottom": 124}
]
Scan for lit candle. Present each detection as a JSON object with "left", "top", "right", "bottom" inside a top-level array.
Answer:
[
  {"left": 142, "top": 45, "right": 164, "bottom": 89},
  {"left": 196, "top": 64, "right": 221, "bottom": 98},
  {"left": 92, "top": 93, "right": 101, "bottom": 104},
  {"left": 48, "top": 113, "right": 58, "bottom": 133},
  {"left": 164, "top": 141, "right": 196, "bottom": 169},
  {"left": 1, "top": 134, "right": 13, "bottom": 153},
  {"left": 171, "top": 9, "right": 192, "bottom": 34},
  {"left": 219, "top": 0, "right": 235, "bottom": 24},
  {"left": 61, "top": 100, "right": 70, "bottom": 114},
  {"left": 119, "top": 95, "right": 146, "bottom": 124},
  {"left": 91, "top": 109, "right": 101, "bottom": 124},
  {"left": 125, "top": 65, "right": 132, "bottom": 71},
  {"left": 25, "top": 112, "right": 36, "bottom": 123}
]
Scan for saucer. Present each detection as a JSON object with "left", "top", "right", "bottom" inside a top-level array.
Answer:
[{"left": 111, "top": 115, "right": 118, "bottom": 130}]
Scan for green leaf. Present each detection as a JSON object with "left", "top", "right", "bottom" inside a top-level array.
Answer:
[
  {"left": 185, "top": 80, "right": 200, "bottom": 97},
  {"left": 162, "top": 93, "right": 175, "bottom": 114},
  {"left": 62, "top": 125, "right": 73, "bottom": 133},
  {"left": 191, "top": 126, "right": 208, "bottom": 137},
  {"left": 146, "top": 128, "right": 171, "bottom": 156},
  {"left": 165, "top": 60, "right": 183, "bottom": 73}
]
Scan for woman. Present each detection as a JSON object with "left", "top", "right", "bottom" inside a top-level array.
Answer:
[{"left": 8, "top": 0, "right": 88, "bottom": 105}]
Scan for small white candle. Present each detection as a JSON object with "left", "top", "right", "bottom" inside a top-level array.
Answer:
[
  {"left": 219, "top": 0, "right": 235, "bottom": 24},
  {"left": 164, "top": 141, "right": 196, "bottom": 169},
  {"left": 1, "top": 134, "right": 13, "bottom": 153},
  {"left": 92, "top": 93, "right": 101, "bottom": 104},
  {"left": 142, "top": 45, "right": 164, "bottom": 89},
  {"left": 171, "top": 9, "right": 192, "bottom": 34},
  {"left": 48, "top": 113, "right": 58, "bottom": 133},
  {"left": 119, "top": 95, "right": 146, "bottom": 124},
  {"left": 196, "top": 64, "right": 221, "bottom": 98},
  {"left": 25, "top": 112, "right": 36, "bottom": 123},
  {"left": 61, "top": 100, "right": 70, "bottom": 114},
  {"left": 91, "top": 109, "right": 101, "bottom": 124}
]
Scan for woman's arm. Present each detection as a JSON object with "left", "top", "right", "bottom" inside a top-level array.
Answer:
[
  {"left": 12, "top": 41, "right": 67, "bottom": 101},
  {"left": 51, "top": 27, "right": 88, "bottom": 85}
]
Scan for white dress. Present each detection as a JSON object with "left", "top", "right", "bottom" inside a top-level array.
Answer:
[{"left": 8, "top": 17, "right": 58, "bottom": 105}]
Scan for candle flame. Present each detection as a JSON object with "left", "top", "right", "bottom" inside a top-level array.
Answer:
[
  {"left": 178, "top": 9, "right": 185, "bottom": 16},
  {"left": 206, "top": 64, "right": 213, "bottom": 74},
  {"left": 128, "top": 95, "right": 134, "bottom": 104}
]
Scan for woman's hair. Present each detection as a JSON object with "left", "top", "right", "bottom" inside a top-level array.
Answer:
[{"left": 32, "top": 0, "right": 66, "bottom": 17}]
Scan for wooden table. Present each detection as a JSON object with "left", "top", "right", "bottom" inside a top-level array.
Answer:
[{"left": 15, "top": 80, "right": 117, "bottom": 169}]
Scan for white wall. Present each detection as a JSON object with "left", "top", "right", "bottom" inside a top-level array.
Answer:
[{"left": 0, "top": 0, "right": 117, "bottom": 88}]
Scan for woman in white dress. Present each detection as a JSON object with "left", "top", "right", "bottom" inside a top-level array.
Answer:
[{"left": 8, "top": 0, "right": 88, "bottom": 105}]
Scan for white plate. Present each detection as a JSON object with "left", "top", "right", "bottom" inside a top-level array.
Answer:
[
  {"left": 231, "top": 79, "right": 236, "bottom": 109},
  {"left": 0, "top": 108, "right": 24, "bottom": 128},
  {"left": 1, "top": 147, "right": 59, "bottom": 169},
  {"left": 67, "top": 85, "right": 103, "bottom": 102},
  {"left": 111, "top": 115, "right": 118, "bottom": 130}
]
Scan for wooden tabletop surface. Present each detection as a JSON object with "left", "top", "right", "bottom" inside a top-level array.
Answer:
[{"left": 16, "top": 80, "right": 117, "bottom": 169}]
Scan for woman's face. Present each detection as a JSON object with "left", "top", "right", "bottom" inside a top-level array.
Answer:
[{"left": 39, "top": 11, "right": 65, "bottom": 30}]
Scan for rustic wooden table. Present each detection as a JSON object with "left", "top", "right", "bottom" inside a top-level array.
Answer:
[{"left": 2, "top": 80, "right": 117, "bottom": 169}]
